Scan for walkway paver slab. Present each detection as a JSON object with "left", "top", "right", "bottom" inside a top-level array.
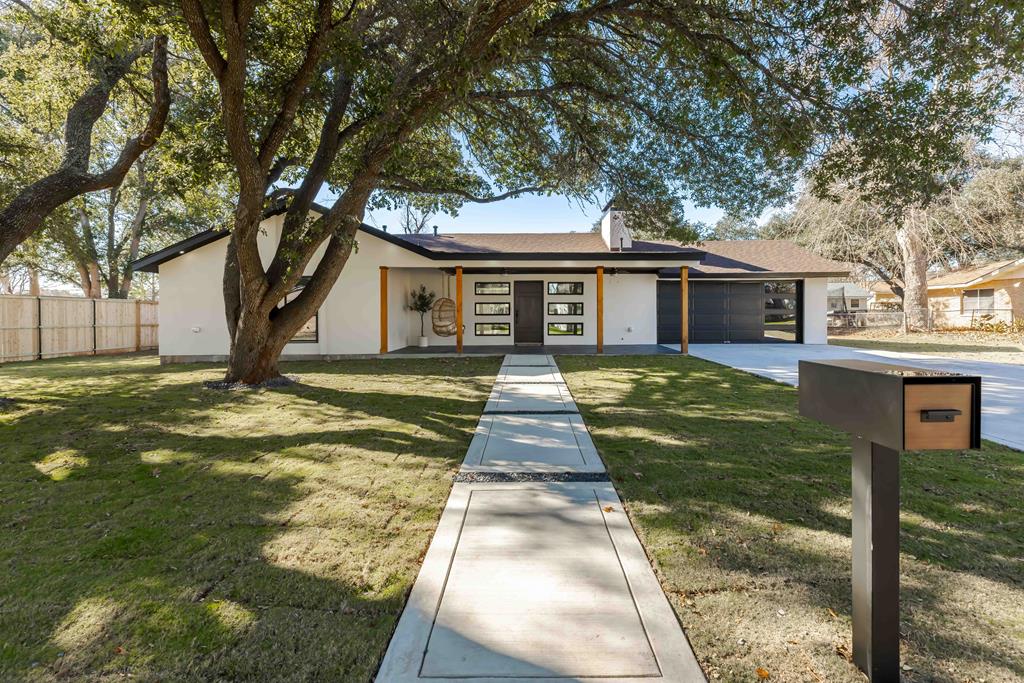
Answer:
[
  {"left": 496, "top": 365, "right": 565, "bottom": 384},
  {"left": 501, "top": 354, "right": 556, "bottom": 367},
  {"left": 497, "top": 368, "right": 569, "bottom": 385},
  {"left": 376, "top": 482, "right": 706, "bottom": 682},
  {"left": 484, "top": 382, "right": 578, "bottom": 414},
  {"left": 463, "top": 414, "right": 602, "bottom": 472},
  {"left": 377, "top": 354, "right": 705, "bottom": 682}
]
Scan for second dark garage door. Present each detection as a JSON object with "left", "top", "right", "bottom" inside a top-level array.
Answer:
[{"left": 656, "top": 281, "right": 766, "bottom": 344}]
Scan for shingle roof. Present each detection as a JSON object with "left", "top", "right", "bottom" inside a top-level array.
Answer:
[
  {"left": 398, "top": 232, "right": 691, "bottom": 254},
  {"left": 828, "top": 282, "right": 871, "bottom": 297},
  {"left": 131, "top": 212, "right": 845, "bottom": 278},
  {"left": 396, "top": 234, "right": 847, "bottom": 276},
  {"left": 687, "top": 240, "right": 848, "bottom": 278},
  {"left": 927, "top": 258, "right": 1024, "bottom": 287}
]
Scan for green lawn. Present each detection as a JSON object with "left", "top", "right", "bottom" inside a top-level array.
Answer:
[
  {"left": 0, "top": 355, "right": 499, "bottom": 681},
  {"left": 559, "top": 355, "right": 1024, "bottom": 683},
  {"left": 830, "top": 330, "right": 1024, "bottom": 365}
]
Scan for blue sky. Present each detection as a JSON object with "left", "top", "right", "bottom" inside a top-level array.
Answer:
[{"left": 361, "top": 194, "right": 726, "bottom": 234}]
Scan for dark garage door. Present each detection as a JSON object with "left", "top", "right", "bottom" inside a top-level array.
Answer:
[{"left": 656, "top": 281, "right": 767, "bottom": 344}]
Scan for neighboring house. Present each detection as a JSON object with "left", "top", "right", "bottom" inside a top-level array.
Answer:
[
  {"left": 131, "top": 204, "right": 847, "bottom": 361},
  {"left": 868, "top": 281, "right": 901, "bottom": 310},
  {"left": 870, "top": 257, "right": 1024, "bottom": 328},
  {"left": 827, "top": 282, "right": 870, "bottom": 312}
]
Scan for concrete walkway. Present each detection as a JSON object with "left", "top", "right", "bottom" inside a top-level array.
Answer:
[
  {"left": 675, "top": 343, "right": 1024, "bottom": 452},
  {"left": 377, "top": 355, "right": 705, "bottom": 682}
]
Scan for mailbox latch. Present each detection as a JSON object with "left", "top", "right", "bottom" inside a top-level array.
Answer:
[{"left": 920, "top": 408, "right": 962, "bottom": 423}]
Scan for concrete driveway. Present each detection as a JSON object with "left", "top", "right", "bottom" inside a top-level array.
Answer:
[{"left": 679, "top": 344, "right": 1024, "bottom": 452}]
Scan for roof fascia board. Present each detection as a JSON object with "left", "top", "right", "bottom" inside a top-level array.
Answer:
[
  {"left": 666, "top": 271, "right": 849, "bottom": 279},
  {"left": 927, "top": 257, "right": 1024, "bottom": 290},
  {"left": 132, "top": 219, "right": 705, "bottom": 272}
]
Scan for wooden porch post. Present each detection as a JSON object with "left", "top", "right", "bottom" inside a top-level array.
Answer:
[
  {"left": 379, "top": 266, "right": 389, "bottom": 354},
  {"left": 596, "top": 266, "right": 604, "bottom": 353},
  {"left": 455, "top": 266, "right": 464, "bottom": 353},
  {"left": 680, "top": 266, "right": 689, "bottom": 354}
]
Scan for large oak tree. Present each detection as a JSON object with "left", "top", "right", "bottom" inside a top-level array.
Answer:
[
  {"left": 0, "top": 2, "right": 172, "bottom": 263},
  {"left": 769, "top": 155, "right": 1024, "bottom": 327},
  {"left": 145, "top": 0, "right": 1014, "bottom": 383}
]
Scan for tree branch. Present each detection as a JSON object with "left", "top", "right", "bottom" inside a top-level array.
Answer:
[
  {"left": 0, "top": 35, "right": 171, "bottom": 265},
  {"left": 88, "top": 36, "right": 171, "bottom": 189},
  {"left": 378, "top": 175, "right": 554, "bottom": 203},
  {"left": 179, "top": 0, "right": 227, "bottom": 80},
  {"left": 257, "top": 0, "right": 335, "bottom": 171}
]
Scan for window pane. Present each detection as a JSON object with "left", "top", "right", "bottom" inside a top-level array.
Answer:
[
  {"left": 475, "top": 282, "right": 510, "bottom": 295},
  {"left": 964, "top": 289, "right": 994, "bottom": 313},
  {"left": 548, "top": 302, "right": 584, "bottom": 316},
  {"left": 475, "top": 302, "right": 510, "bottom": 315},
  {"left": 548, "top": 282, "right": 584, "bottom": 295},
  {"left": 475, "top": 322, "right": 510, "bottom": 336},
  {"left": 282, "top": 288, "right": 317, "bottom": 343},
  {"left": 291, "top": 316, "right": 318, "bottom": 342},
  {"left": 547, "top": 322, "right": 583, "bottom": 336}
]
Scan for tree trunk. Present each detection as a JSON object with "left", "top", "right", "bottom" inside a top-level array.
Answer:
[
  {"left": 223, "top": 313, "right": 290, "bottom": 383},
  {"left": 896, "top": 216, "right": 930, "bottom": 331},
  {"left": 28, "top": 268, "right": 40, "bottom": 296},
  {"left": 88, "top": 262, "right": 102, "bottom": 298}
]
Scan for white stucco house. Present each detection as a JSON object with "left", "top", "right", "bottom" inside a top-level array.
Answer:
[{"left": 131, "top": 204, "right": 847, "bottom": 361}]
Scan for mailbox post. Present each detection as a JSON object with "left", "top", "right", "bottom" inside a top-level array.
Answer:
[{"left": 798, "top": 360, "right": 981, "bottom": 683}]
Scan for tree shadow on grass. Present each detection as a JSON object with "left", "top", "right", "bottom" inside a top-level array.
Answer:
[
  {"left": 0, "top": 355, "right": 499, "bottom": 680},
  {"left": 558, "top": 355, "right": 1024, "bottom": 681}
]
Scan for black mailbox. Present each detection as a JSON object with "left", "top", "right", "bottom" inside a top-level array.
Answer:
[
  {"left": 799, "top": 359, "right": 982, "bottom": 683},
  {"left": 799, "top": 359, "right": 981, "bottom": 452}
]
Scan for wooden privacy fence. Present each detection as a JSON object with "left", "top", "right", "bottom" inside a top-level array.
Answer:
[{"left": 0, "top": 295, "right": 158, "bottom": 364}]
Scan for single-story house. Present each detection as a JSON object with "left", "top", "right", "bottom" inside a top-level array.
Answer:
[
  {"left": 131, "top": 204, "right": 847, "bottom": 360},
  {"left": 871, "top": 257, "right": 1024, "bottom": 328},
  {"left": 827, "top": 282, "right": 870, "bottom": 312}
]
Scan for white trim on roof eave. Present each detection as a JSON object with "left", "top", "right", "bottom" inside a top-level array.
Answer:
[
  {"left": 425, "top": 257, "right": 704, "bottom": 269},
  {"left": 926, "top": 257, "right": 1024, "bottom": 290}
]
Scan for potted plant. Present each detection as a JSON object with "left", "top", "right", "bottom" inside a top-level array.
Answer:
[{"left": 409, "top": 284, "right": 436, "bottom": 347}]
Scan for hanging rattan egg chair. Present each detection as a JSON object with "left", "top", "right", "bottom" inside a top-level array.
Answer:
[
  {"left": 432, "top": 298, "right": 458, "bottom": 336},
  {"left": 431, "top": 272, "right": 458, "bottom": 336}
]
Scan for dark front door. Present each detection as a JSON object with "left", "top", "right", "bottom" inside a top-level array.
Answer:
[{"left": 514, "top": 281, "right": 544, "bottom": 344}]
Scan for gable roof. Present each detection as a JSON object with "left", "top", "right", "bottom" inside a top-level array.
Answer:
[
  {"left": 828, "top": 282, "right": 871, "bottom": 297},
  {"left": 926, "top": 258, "right": 1024, "bottom": 288},
  {"left": 130, "top": 207, "right": 845, "bottom": 279},
  {"left": 399, "top": 231, "right": 693, "bottom": 255},
  {"left": 130, "top": 222, "right": 705, "bottom": 273}
]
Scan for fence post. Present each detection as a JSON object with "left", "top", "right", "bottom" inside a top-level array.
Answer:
[
  {"left": 36, "top": 296, "right": 42, "bottom": 360},
  {"left": 92, "top": 298, "right": 97, "bottom": 355},
  {"left": 135, "top": 299, "right": 142, "bottom": 351}
]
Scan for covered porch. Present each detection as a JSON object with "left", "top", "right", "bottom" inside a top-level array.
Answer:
[
  {"left": 385, "top": 343, "right": 679, "bottom": 356},
  {"left": 376, "top": 264, "right": 692, "bottom": 355}
]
